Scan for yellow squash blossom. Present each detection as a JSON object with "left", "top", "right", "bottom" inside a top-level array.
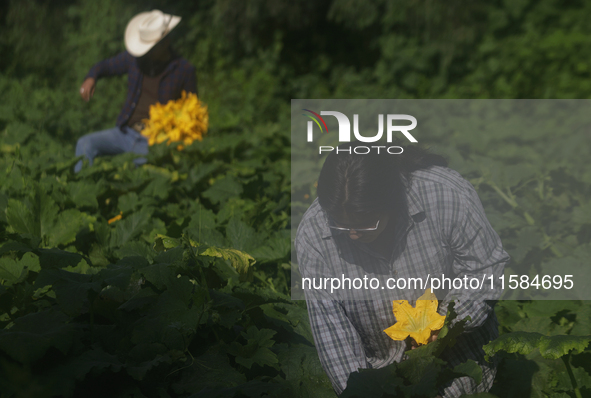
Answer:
[
  {"left": 108, "top": 211, "right": 123, "bottom": 224},
  {"left": 383, "top": 288, "right": 446, "bottom": 346},
  {"left": 141, "top": 91, "right": 209, "bottom": 150}
]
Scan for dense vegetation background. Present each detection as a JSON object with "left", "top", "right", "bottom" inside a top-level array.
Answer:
[{"left": 2, "top": 0, "right": 591, "bottom": 397}]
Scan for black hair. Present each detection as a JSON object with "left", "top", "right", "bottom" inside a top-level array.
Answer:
[{"left": 316, "top": 141, "right": 447, "bottom": 219}]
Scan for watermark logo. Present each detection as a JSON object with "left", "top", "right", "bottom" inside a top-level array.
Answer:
[
  {"left": 302, "top": 109, "right": 329, "bottom": 138},
  {"left": 303, "top": 110, "right": 417, "bottom": 154}
]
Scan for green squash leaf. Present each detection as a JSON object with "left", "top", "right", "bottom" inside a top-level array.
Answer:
[
  {"left": 202, "top": 175, "right": 243, "bottom": 204},
  {"left": 200, "top": 246, "right": 255, "bottom": 275},
  {"left": 483, "top": 332, "right": 591, "bottom": 360},
  {"left": 0, "top": 310, "right": 78, "bottom": 364},
  {"left": 226, "top": 326, "right": 278, "bottom": 369}
]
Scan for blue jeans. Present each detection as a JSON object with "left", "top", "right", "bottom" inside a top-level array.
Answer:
[{"left": 74, "top": 126, "right": 149, "bottom": 173}]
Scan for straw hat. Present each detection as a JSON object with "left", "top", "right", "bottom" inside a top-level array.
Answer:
[{"left": 124, "top": 10, "right": 181, "bottom": 57}]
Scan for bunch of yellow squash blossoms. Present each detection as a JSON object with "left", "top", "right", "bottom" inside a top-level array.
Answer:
[{"left": 141, "top": 90, "right": 208, "bottom": 150}]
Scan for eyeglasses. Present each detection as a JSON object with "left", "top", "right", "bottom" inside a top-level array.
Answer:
[{"left": 328, "top": 219, "right": 380, "bottom": 233}]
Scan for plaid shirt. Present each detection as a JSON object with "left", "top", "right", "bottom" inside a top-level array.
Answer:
[
  {"left": 295, "top": 166, "right": 510, "bottom": 397},
  {"left": 85, "top": 51, "right": 197, "bottom": 128}
]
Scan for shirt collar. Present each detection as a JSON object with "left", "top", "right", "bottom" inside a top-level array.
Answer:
[
  {"left": 405, "top": 183, "right": 424, "bottom": 217},
  {"left": 319, "top": 207, "right": 333, "bottom": 239},
  {"left": 136, "top": 53, "right": 180, "bottom": 77}
]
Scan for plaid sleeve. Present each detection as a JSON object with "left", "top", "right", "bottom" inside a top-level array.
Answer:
[
  {"left": 85, "top": 51, "right": 132, "bottom": 80},
  {"left": 306, "top": 299, "right": 370, "bottom": 395},
  {"left": 439, "top": 176, "right": 510, "bottom": 330},
  {"left": 295, "top": 234, "right": 370, "bottom": 395}
]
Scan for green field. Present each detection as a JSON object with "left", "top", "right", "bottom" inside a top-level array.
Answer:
[{"left": 2, "top": 1, "right": 591, "bottom": 397}]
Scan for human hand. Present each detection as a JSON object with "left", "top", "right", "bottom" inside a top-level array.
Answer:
[
  {"left": 410, "top": 330, "right": 440, "bottom": 350},
  {"left": 79, "top": 77, "right": 96, "bottom": 102}
]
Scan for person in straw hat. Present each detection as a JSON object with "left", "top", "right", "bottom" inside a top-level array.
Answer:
[{"left": 74, "top": 9, "right": 197, "bottom": 173}]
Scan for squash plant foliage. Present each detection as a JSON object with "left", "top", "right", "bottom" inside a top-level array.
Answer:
[
  {"left": 0, "top": 127, "right": 332, "bottom": 397},
  {"left": 2, "top": 118, "right": 591, "bottom": 398},
  {"left": 3, "top": 0, "right": 591, "bottom": 396}
]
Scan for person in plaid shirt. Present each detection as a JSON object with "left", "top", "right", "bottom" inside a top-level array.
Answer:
[
  {"left": 74, "top": 10, "right": 197, "bottom": 173},
  {"left": 295, "top": 141, "right": 509, "bottom": 397}
]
